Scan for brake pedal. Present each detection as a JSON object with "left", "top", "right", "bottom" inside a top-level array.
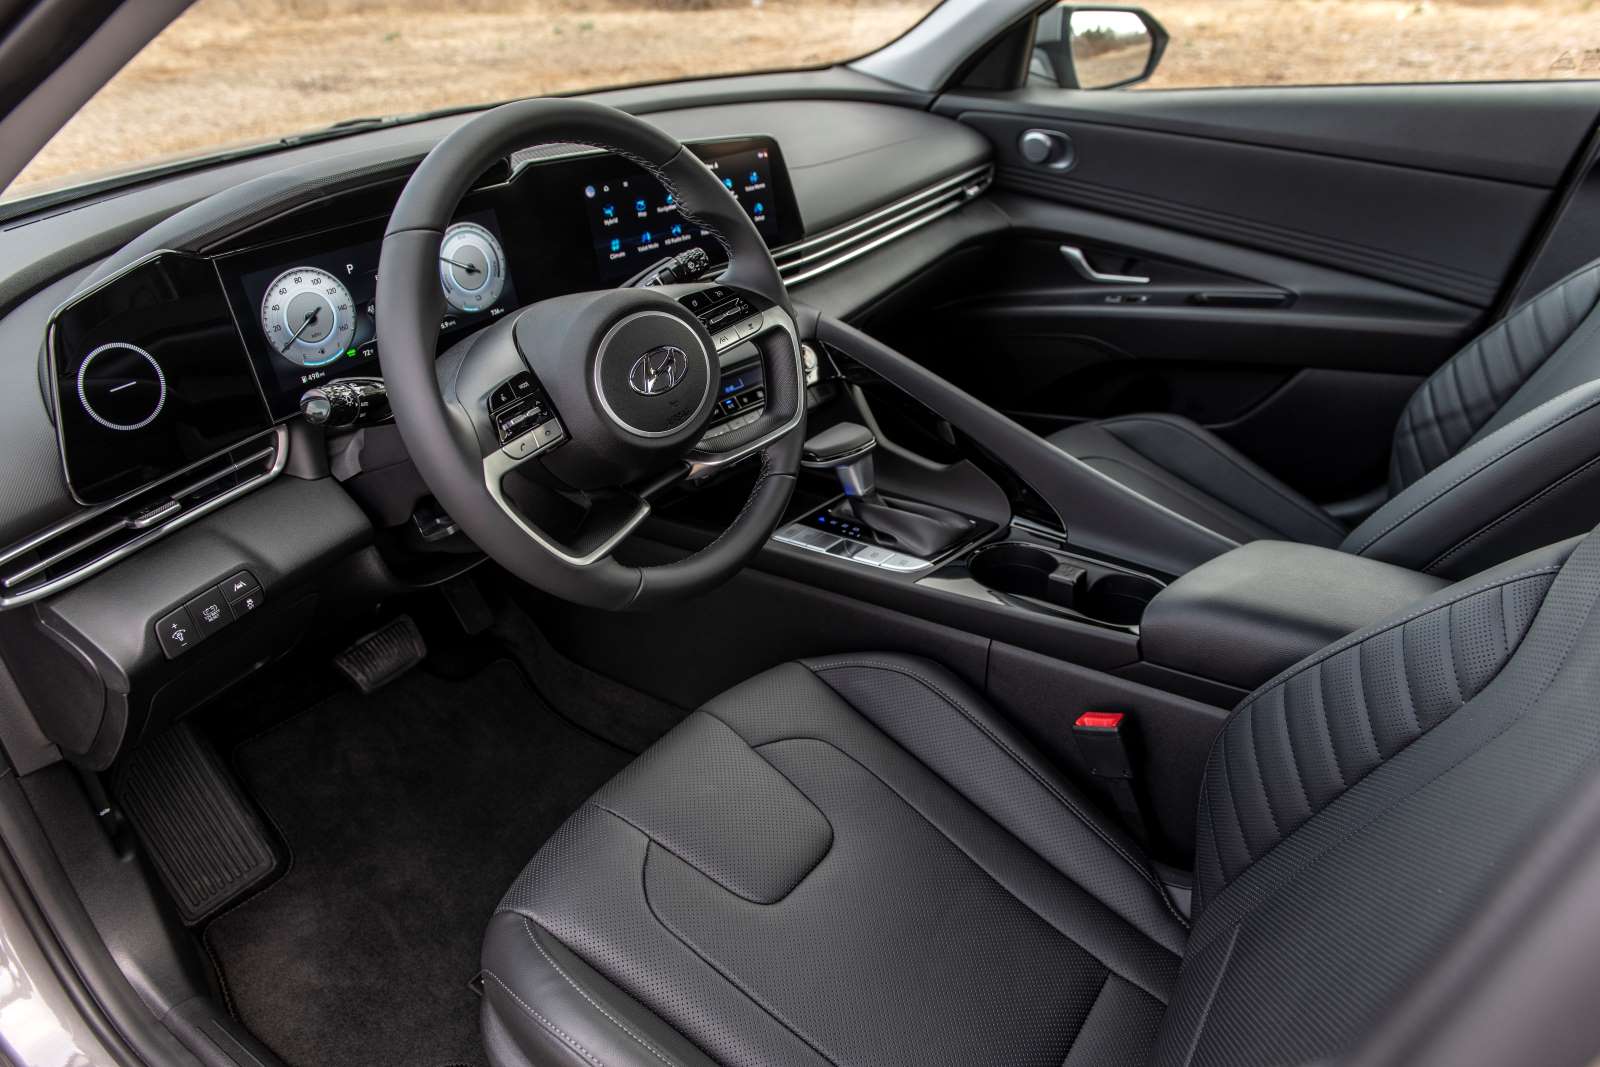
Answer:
[{"left": 334, "top": 615, "right": 426, "bottom": 695}]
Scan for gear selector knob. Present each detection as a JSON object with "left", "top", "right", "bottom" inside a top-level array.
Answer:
[{"left": 802, "top": 422, "right": 878, "bottom": 499}]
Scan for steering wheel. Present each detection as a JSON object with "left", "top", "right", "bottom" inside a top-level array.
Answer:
[{"left": 376, "top": 100, "right": 804, "bottom": 610}]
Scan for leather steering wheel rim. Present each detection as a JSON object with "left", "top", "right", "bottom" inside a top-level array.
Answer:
[{"left": 376, "top": 98, "right": 804, "bottom": 611}]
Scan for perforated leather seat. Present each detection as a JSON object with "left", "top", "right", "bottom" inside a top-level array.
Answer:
[
  {"left": 481, "top": 527, "right": 1600, "bottom": 1066},
  {"left": 1049, "top": 260, "right": 1600, "bottom": 577}
]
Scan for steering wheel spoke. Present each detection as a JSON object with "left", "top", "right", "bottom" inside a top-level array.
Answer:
[
  {"left": 684, "top": 303, "right": 807, "bottom": 477},
  {"left": 480, "top": 437, "right": 648, "bottom": 569}
]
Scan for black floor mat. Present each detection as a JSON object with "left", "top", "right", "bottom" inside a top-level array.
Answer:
[{"left": 205, "top": 659, "right": 631, "bottom": 1067}]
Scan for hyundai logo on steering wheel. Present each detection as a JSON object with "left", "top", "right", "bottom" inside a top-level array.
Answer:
[{"left": 627, "top": 345, "right": 688, "bottom": 396}]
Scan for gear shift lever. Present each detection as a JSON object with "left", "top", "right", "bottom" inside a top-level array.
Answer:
[
  {"left": 802, "top": 422, "right": 974, "bottom": 558},
  {"left": 801, "top": 422, "right": 878, "bottom": 498}
]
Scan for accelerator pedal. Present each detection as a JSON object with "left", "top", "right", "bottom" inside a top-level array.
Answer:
[
  {"left": 334, "top": 614, "right": 427, "bottom": 695},
  {"left": 116, "top": 726, "right": 276, "bottom": 925}
]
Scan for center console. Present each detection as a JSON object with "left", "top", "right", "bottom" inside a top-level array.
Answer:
[{"left": 1138, "top": 540, "right": 1450, "bottom": 692}]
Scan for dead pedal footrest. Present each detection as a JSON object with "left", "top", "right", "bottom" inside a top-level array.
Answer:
[{"left": 116, "top": 726, "right": 276, "bottom": 925}]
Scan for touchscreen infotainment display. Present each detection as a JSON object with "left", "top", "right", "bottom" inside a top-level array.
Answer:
[{"left": 581, "top": 137, "right": 801, "bottom": 284}]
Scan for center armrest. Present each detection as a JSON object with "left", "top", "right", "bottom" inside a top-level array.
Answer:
[{"left": 1141, "top": 542, "right": 1450, "bottom": 693}]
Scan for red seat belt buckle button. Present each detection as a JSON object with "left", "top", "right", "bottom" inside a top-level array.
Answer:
[{"left": 1072, "top": 711, "right": 1133, "bottom": 779}]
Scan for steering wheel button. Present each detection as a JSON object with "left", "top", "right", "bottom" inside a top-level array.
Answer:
[
  {"left": 489, "top": 384, "right": 516, "bottom": 411},
  {"left": 512, "top": 375, "right": 537, "bottom": 398}
]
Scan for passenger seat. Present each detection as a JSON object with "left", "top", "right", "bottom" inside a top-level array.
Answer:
[{"left": 1048, "top": 259, "right": 1600, "bottom": 577}]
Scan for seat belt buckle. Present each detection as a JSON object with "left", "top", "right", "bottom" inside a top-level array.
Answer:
[
  {"left": 1071, "top": 711, "right": 1148, "bottom": 842},
  {"left": 1072, "top": 711, "right": 1133, "bottom": 779}
]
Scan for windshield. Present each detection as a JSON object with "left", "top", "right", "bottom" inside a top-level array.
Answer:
[{"left": 5, "top": 0, "right": 940, "bottom": 206}]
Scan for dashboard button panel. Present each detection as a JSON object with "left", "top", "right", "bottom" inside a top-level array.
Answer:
[{"left": 156, "top": 570, "right": 266, "bottom": 659}]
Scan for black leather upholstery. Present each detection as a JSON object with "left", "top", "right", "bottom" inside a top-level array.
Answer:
[
  {"left": 1048, "top": 413, "right": 1348, "bottom": 549},
  {"left": 1047, "top": 259, "right": 1600, "bottom": 578},
  {"left": 483, "top": 527, "right": 1600, "bottom": 1065},
  {"left": 484, "top": 655, "right": 1185, "bottom": 1066}
]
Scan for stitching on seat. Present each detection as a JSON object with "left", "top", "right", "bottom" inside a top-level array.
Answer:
[
  {"left": 1228, "top": 567, "right": 1563, "bottom": 711},
  {"left": 1346, "top": 387, "right": 1600, "bottom": 556},
  {"left": 1172, "top": 924, "right": 1243, "bottom": 1067},
  {"left": 482, "top": 969, "right": 609, "bottom": 1067},
  {"left": 1102, "top": 415, "right": 1345, "bottom": 538},
  {"left": 1191, "top": 560, "right": 1600, "bottom": 958},
  {"left": 804, "top": 658, "right": 1188, "bottom": 929},
  {"left": 637, "top": 842, "right": 848, "bottom": 1067},
  {"left": 523, "top": 918, "right": 682, "bottom": 1067},
  {"left": 1423, "top": 451, "right": 1600, "bottom": 573},
  {"left": 748, "top": 735, "right": 1179, "bottom": 998}
]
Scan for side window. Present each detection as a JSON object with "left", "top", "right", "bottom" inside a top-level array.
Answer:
[{"left": 1029, "top": 2, "right": 1599, "bottom": 91}]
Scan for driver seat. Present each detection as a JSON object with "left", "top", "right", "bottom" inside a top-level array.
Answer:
[{"left": 481, "top": 528, "right": 1600, "bottom": 1066}]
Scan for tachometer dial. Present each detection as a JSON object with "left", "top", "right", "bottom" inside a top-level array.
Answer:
[
  {"left": 260, "top": 266, "right": 356, "bottom": 367},
  {"left": 438, "top": 222, "right": 506, "bottom": 313}
]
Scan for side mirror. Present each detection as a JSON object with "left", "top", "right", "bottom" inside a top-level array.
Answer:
[{"left": 1030, "top": 5, "right": 1168, "bottom": 90}]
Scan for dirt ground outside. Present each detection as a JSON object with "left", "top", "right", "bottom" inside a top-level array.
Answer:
[{"left": 9, "top": 0, "right": 1600, "bottom": 202}]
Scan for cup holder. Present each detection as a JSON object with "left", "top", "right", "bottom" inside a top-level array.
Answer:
[{"left": 968, "top": 543, "right": 1162, "bottom": 627}]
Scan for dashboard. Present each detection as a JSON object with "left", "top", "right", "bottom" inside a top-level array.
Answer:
[
  {"left": 47, "top": 136, "right": 803, "bottom": 503},
  {"left": 0, "top": 91, "right": 994, "bottom": 768}
]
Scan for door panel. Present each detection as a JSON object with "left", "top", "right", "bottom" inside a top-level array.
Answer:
[
  {"left": 908, "top": 82, "right": 1600, "bottom": 500},
  {"left": 961, "top": 108, "right": 1549, "bottom": 305}
]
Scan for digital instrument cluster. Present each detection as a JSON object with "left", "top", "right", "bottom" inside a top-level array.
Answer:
[
  {"left": 47, "top": 135, "right": 803, "bottom": 501},
  {"left": 224, "top": 209, "right": 517, "bottom": 417}
]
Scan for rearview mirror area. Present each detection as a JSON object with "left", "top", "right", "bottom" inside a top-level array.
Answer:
[{"left": 1030, "top": 4, "right": 1169, "bottom": 90}]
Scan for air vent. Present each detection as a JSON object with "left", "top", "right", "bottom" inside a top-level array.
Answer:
[
  {"left": 773, "top": 164, "right": 993, "bottom": 286},
  {"left": 0, "top": 427, "right": 287, "bottom": 608}
]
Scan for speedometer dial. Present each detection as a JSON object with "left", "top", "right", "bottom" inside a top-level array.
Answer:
[
  {"left": 438, "top": 222, "right": 506, "bottom": 313},
  {"left": 260, "top": 266, "right": 356, "bottom": 367}
]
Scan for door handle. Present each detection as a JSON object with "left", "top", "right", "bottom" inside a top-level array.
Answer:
[{"left": 1060, "top": 245, "right": 1149, "bottom": 285}]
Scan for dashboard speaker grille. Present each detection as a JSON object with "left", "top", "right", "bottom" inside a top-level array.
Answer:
[
  {"left": 0, "top": 427, "right": 287, "bottom": 608},
  {"left": 773, "top": 164, "right": 993, "bottom": 286}
]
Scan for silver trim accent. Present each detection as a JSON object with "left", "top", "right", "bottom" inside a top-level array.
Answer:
[
  {"left": 799, "top": 442, "right": 875, "bottom": 469},
  {"left": 1060, "top": 245, "right": 1149, "bottom": 285},
  {"left": 683, "top": 307, "right": 806, "bottom": 479},
  {"left": 482, "top": 428, "right": 652, "bottom": 569},
  {"left": 592, "top": 310, "right": 715, "bottom": 439},
  {"left": 0, "top": 426, "right": 289, "bottom": 608},
  {"left": 773, "top": 165, "right": 992, "bottom": 286},
  {"left": 772, "top": 523, "right": 933, "bottom": 573}
]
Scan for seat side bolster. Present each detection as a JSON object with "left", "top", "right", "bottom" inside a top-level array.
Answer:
[
  {"left": 1388, "top": 259, "right": 1600, "bottom": 491},
  {"left": 1097, "top": 414, "right": 1347, "bottom": 546},
  {"left": 481, "top": 910, "right": 723, "bottom": 1067},
  {"left": 1190, "top": 536, "right": 1580, "bottom": 912},
  {"left": 1344, "top": 380, "right": 1600, "bottom": 576}
]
